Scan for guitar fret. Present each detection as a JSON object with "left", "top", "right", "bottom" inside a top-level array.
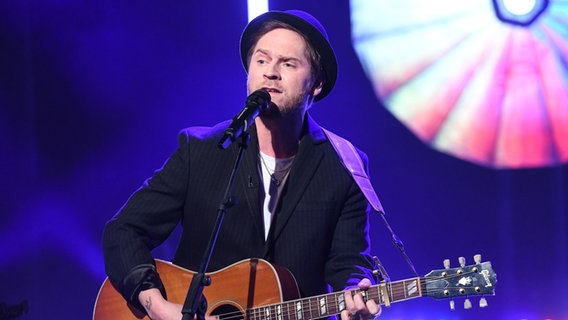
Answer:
[
  {"left": 286, "top": 300, "right": 295, "bottom": 320},
  {"left": 379, "top": 283, "right": 385, "bottom": 305},
  {"left": 370, "top": 285, "right": 380, "bottom": 305},
  {"left": 265, "top": 306, "right": 271, "bottom": 320},
  {"left": 312, "top": 297, "right": 317, "bottom": 319},
  {"left": 361, "top": 289, "right": 368, "bottom": 303},
  {"left": 319, "top": 295, "right": 327, "bottom": 316},
  {"left": 295, "top": 300, "right": 303, "bottom": 320},
  {"left": 327, "top": 293, "right": 337, "bottom": 314},
  {"left": 408, "top": 278, "right": 421, "bottom": 299},
  {"left": 306, "top": 297, "right": 312, "bottom": 319},
  {"left": 395, "top": 281, "right": 403, "bottom": 301},
  {"left": 286, "top": 301, "right": 292, "bottom": 320},
  {"left": 291, "top": 300, "right": 296, "bottom": 320},
  {"left": 337, "top": 292, "right": 345, "bottom": 312}
]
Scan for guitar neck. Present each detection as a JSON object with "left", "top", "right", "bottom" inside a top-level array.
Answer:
[{"left": 245, "top": 277, "right": 422, "bottom": 320}]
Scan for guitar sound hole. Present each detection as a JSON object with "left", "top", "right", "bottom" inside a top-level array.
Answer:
[{"left": 210, "top": 304, "right": 244, "bottom": 320}]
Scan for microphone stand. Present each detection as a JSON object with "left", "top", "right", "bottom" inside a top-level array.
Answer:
[{"left": 180, "top": 131, "right": 251, "bottom": 320}]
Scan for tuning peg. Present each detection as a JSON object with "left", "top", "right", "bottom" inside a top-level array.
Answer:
[
  {"left": 474, "top": 254, "right": 481, "bottom": 264},
  {"left": 464, "top": 298, "right": 472, "bottom": 309},
  {"left": 459, "top": 256, "right": 466, "bottom": 268},
  {"left": 444, "top": 259, "right": 450, "bottom": 269},
  {"left": 479, "top": 297, "right": 488, "bottom": 308},
  {"left": 449, "top": 300, "right": 455, "bottom": 310}
]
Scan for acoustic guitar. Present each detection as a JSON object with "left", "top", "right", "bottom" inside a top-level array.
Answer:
[{"left": 93, "top": 255, "right": 496, "bottom": 319}]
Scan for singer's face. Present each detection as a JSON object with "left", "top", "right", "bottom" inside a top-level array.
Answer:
[{"left": 247, "top": 28, "right": 322, "bottom": 116}]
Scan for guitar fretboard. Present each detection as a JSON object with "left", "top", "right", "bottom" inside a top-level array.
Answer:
[{"left": 244, "top": 277, "right": 423, "bottom": 320}]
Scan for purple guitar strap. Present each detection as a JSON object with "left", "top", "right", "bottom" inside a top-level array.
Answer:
[
  {"left": 324, "top": 129, "right": 420, "bottom": 276},
  {"left": 323, "top": 128, "right": 385, "bottom": 214}
]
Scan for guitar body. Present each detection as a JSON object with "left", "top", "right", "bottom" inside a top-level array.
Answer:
[{"left": 93, "top": 259, "right": 301, "bottom": 320}]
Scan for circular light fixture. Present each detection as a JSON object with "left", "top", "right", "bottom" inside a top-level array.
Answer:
[
  {"left": 351, "top": 0, "right": 568, "bottom": 168},
  {"left": 492, "top": 0, "right": 549, "bottom": 26}
]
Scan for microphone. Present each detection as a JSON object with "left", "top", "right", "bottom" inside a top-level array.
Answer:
[{"left": 217, "top": 89, "right": 271, "bottom": 149}]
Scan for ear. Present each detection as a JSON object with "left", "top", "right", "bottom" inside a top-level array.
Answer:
[{"left": 311, "top": 80, "right": 323, "bottom": 98}]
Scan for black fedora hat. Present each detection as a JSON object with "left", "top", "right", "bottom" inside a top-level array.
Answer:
[{"left": 240, "top": 10, "right": 338, "bottom": 102}]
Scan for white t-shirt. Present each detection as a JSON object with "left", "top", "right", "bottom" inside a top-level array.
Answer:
[{"left": 259, "top": 151, "right": 295, "bottom": 240}]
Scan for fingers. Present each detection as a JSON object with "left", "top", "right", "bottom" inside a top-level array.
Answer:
[
  {"left": 365, "top": 300, "right": 381, "bottom": 318},
  {"left": 358, "top": 278, "right": 372, "bottom": 290},
  {"left": 342, "top": 289, "right": 358, "bottom": 319},
  {"left": 357, "top": 278, "right": 381, "bottom": 318},
  {"left": 340, "top": 308, "right": 352, "bottom": 320},
  {"left": 341, "top": 283, "right": 381, "bottom": 320}
]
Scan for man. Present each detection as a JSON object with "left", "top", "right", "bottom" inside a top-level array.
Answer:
[{"left": 103, "top": 9, "right": 382, "bottom": 320}]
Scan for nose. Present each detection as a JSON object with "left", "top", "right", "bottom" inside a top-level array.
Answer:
[{"left": 263, "top": 64, "right": 280, "bottom": 80}]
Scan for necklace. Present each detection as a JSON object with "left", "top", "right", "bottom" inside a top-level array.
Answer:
[{"left": 259, "top": 152, "right": 295, "bottom": 187}]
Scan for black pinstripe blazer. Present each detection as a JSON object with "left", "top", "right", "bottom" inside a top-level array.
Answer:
[{"left": 103, "top": 114, "right": 377, "bottom": 303}]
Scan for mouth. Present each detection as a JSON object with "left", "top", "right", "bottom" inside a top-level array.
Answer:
[{"left": 262, "top": 87, "right": 282, "bottom": 94}]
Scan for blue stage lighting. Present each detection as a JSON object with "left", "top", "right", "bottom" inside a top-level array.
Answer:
[{"left": 248, "top": 0, "right": 269, "bottom": 22}]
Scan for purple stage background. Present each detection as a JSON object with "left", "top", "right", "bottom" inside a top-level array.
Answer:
[{"left": 1, "top": 1, "right": 567, "bottom": 319}]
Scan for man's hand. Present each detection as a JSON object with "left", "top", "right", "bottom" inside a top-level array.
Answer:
[
  {"left": 138, "top": 289, "right": 217, "bottom": 320},
  {"left": 339, "top": 278, "right": 381, "bottom": 320},
  {"left": 139, "top": 288, "right": 183, "bottom": 320}
]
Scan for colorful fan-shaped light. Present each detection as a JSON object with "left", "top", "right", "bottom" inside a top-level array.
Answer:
[{"left": 351, "top": 0, "right": 568, "bottom": 168}]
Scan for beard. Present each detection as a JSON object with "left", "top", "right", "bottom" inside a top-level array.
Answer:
[
  {"left": 262, "top": 87, "right": 312, "bottom": 120},
  {"left": 280, "top": 92, "right": 309, "bottom": 113}
]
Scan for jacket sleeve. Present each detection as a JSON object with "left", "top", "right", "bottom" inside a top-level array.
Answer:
[
  {"left": 101, "top": 130, "right": 192, "bottom": 309},
  {"left": 118, "top": 263, "right": 167, "bottom": 312}
]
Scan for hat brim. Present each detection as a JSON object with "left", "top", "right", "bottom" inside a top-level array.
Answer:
[{"left": 240, "top": 11, "right": 337, "bottom": 102}]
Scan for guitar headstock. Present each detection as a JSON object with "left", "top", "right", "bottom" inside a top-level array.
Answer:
[{"left": 423, "top": 254, "right": 496, "bottom": 309}]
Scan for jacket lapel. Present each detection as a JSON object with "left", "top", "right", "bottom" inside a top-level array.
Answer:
[
  {"left": 264, "top": 115, "right": 327, "bottom": 250},
  {"left": 235, "top": 127, "right": 266, "bottom": 245}
]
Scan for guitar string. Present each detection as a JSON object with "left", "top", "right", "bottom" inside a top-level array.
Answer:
[
  {"left": 219, "top": 283, "right": 483, "bottom": 319},
  {"left": 217, "top": 289, "right": 479, "bottom": 320},
  {"left": 212, "top": 270, "right": 488, "bottom": 319}
]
